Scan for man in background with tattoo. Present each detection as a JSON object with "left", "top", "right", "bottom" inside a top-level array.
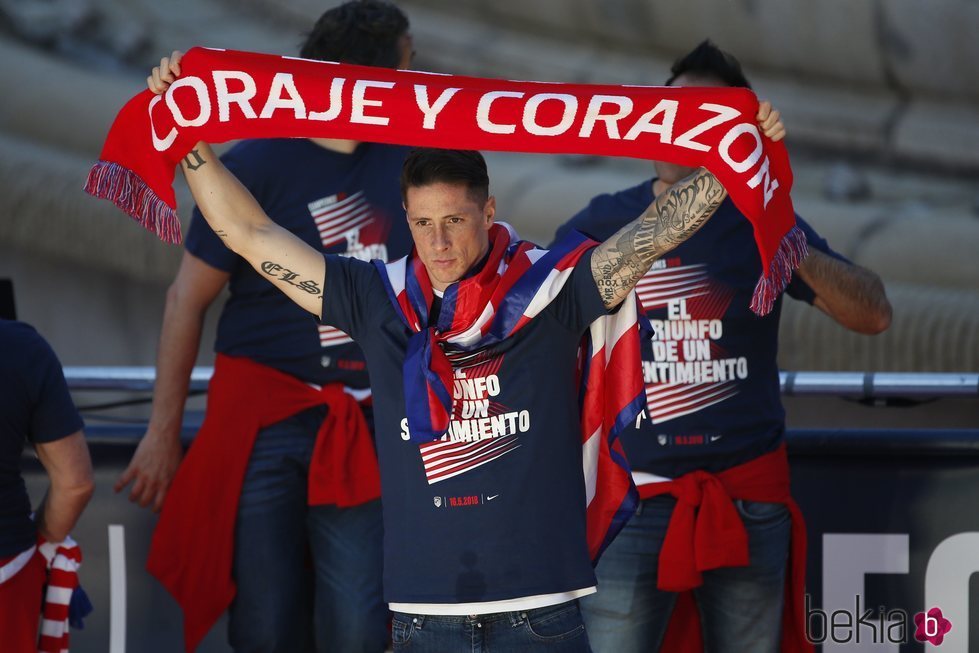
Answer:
[
  {"left": 142, "top": 48, "right": 784, "bottom": 651},
  {"left": 114, "top": 3, "right": 415, "bottom": 651},
  {"left": 552, "top": 40, "right": 892, "bottom": 653}
]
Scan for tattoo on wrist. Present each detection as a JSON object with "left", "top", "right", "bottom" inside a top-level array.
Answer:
[
  {"left": 214, "top": 229, "right": 228, "bottom": 239},
  {"left": 261, "top": 261, "right": 322, "bottom": 295},
  {"left": 591, "top": 169, "right": 725, "bottom": 308},
  {"left": 182, "top": 149, "right": 207, "bottom": 171}
]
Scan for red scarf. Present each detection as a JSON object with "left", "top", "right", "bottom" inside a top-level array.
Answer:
[
  {"left": 638, "top": 445, "right": 812, "bottom": 653},
  {"left": 86, "top": 47, "right": 803, "bottom": 314},
  {"left": 147, "top": 354, "right": 380, "bottom": 652}
]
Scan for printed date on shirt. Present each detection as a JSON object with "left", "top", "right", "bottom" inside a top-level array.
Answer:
[{"left": 261, "top": 261, "right": 322, "bottom": 294}]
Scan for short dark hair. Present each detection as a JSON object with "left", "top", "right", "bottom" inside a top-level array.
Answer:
[
  {"left": 299, "top": 0, "right": 409, "bottom": 68},
  {"left": 666, "top": 39, "right": 752, "bottom": 89},
  {"left": 400, "top": 148, "right": 490, "bottom": 205}
]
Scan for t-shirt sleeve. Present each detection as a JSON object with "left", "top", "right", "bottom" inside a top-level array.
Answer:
[
  {"left": 321, "top": 255, "right": 392, "bottom": 339},
  {"left": 549, "top": 198, "right": 615, "bottom": 248},
  {"left": 26, "top": 331, "right": 83, "bottom": 444},
  {"left": 785, "top": 215, "right": 852, "bottom": 304},
  {"left": 547, "top": 248, "right": 610, "bottom": 334},
  {"left": 183, "top": 147, "right": 262, "bottom": 273}
]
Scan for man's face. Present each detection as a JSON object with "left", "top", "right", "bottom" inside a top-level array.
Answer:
[
  {"left": 653, "top": 73, "right": 725, "bottom": 185},
  {"left": 404, "top": 183, "right": 495, "bottom": 291}
]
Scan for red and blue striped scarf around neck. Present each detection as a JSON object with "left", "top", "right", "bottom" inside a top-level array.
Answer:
[{"left": 374, "top": 223, "right": 593, "bottom": 442}]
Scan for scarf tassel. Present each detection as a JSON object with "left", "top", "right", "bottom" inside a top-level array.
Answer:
[
  {"left": 749, "top": 225, "right": 809, "bottom": 316},
  {"left": 84, "top": 161, "right": 183, "bottom": 244}
]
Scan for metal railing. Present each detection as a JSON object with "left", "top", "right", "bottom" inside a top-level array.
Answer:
[{"left": 64, "top": 367, "right": 979, "bottom": 397}]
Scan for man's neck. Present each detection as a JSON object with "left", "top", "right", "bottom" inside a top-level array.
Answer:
[{"left": 309, "top": 137, "right": 360, "bottom": 154}]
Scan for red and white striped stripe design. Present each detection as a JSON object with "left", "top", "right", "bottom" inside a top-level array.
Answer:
[
  {"left": 310, "top": 191, "right": 372, "bottom": 348},
  {"left": 37, "top": 537, "right": 82, "bottom": 653},
  {"left": 646, "top": 380, "right": 738, "bottom": 424},
  {"left": 420, "top": 434, "right": 522, "bottom": 484},
  {"left": 317, "top": 324, "right": 354, "bottom": 348},
  {"left": 420, "top": 353, "right": 513, "bottom": 484},
  {"left": 638, "top": 262, "right": 740, "bottom": 422},
  {"left": 582, "top": 295, "right": 644, "bottom": 561},
  {"left": 310, "top": 190, "right": 375, "bottom": 248},
  {"left": 635, "top": 263, "right": 709, "bottom": 311}
]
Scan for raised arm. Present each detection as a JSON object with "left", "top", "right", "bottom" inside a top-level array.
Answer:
[
  {"left": 150, "top": 52, "right": 326, "bottom": 317},
  {"left": 179, "top": 143, "right": 326, "bottom": 315},
  {"left": 590, "top": 100, "right": 785, "bottom": 310},
  {"left": 591, "top": 168, "right": 725, "bottom": 309}
]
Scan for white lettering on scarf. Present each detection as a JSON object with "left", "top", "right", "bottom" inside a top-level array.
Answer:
[
  {"left": 146, "top": 64, "right": 783, "bottom": 207},
  {"left": 414, "top": 85, "right": 461, "bottom": 129},
  {"left": 351, "top": 80, "right": 395, "bottom": 126}
]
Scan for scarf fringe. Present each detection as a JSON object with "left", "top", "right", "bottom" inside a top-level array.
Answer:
[
  {"left": 749, "top": 225, "right": 809, "bottom": 316},
  {"left": 84, "top": 161, "right": 183, "bottom": 244}
]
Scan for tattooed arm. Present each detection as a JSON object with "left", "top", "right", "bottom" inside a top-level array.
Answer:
[
  {"left": 178, "top": 143, "right": 326, "bottom": 316},
  {"left": 147, "top": 52, "right": 325, "bottom": 317},
  {"left": 590, "top": 101, "right": 787, "bottom": 309},
  {"left": 591, "top": 168, "right": 726, "bottom": 309}
]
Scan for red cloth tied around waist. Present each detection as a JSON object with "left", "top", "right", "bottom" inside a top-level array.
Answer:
[
  {"left": 639, "top": 445, "right": 812, "bottom": 653},
  {"left": 147, "top": 354, "right": 380, "bottom": 652},
  {"left": 85, "top": 46, "right": 805, "bottom": 315}
]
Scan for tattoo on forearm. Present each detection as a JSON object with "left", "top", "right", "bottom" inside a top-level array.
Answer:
[
  {"left": 591, "top": 168, "right": 725, "bottom": 309},
  {"left": 182, "top": 149, "right": 207, "bottom": 171},
  {"left": 261, "top": 261, "right": 322, "bottom": 295}
]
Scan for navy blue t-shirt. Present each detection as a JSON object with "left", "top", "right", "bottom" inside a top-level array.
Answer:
[
  {"left": 321, "top": 252, "right": 607, "bottom": 604},
  {"left": 553, "top": 179, "right": 845, "bottom": 478},
  {"left": 186, "top": 138, "right": 412, "bottom": 386},
  {"left": 0, "top": 320, "right": 83, "bottom": 557}
]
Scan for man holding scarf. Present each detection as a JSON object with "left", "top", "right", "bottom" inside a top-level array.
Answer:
[
  {"left": 114, "top": 3, "right": 414, "bottom": 651},
  {"left": 140, "top": 48, "right": 784, "bottom": 650},
  {"left": 553, "top": 41, "right": 892, "bottom": 653}
]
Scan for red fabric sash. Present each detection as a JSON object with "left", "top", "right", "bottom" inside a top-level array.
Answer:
[
  {"left": 0, "top": 548, "right": 46, "bottom": 653},
  {"left": 147, "top": 354, "right": 380, "bottom": 652},
  {"left": 85, "top": 46, "right": 803, "bottom": 314},
  {"left": 638, "top": 445, "right": 812, "bottom": 653}
]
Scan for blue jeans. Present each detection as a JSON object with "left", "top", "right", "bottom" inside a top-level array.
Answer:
[
  {"left": 581, "top": 496, "right": 790, "bottom": 653},
  {"left": 392, "top": 600, "right": 592, "bottom": 652},
  {"left": 229, "top": 406, "right": 387, "bottom": 653}
]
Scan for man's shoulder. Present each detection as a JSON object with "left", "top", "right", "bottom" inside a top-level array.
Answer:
[
  {"left": 0, "top": 320, "right": 57, "bottom": 379},
  {"left": 326, "top": 253, "right": 386, "bottom": 283},
  {"left": 589, "top": 178, "right": 652, "bottom": 214},
  {"left": 565, "top": 179, "right": 654, "bottom": 239},
  {"left": 0, "top": 320, "right": 47, "bottom": 353}
]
